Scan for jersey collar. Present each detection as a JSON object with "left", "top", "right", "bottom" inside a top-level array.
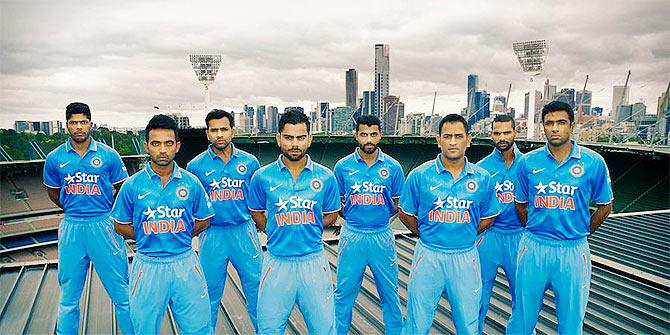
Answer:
[
  {"left": 434, "top": 154, "right": 474, "bottom": 176},
  {"left": 543, "top": 139, "right": 582, "bottom": 162},
  {"left": 276, "top": 154, "right": 314, "bottom": 172},
  {"left": 65, "top": 137, "right": 97, "bottom": 153},
  {"left": 206, "top": 143, "right": 238, "bottom": 161},
  {"left": 353, "top": 147, "right": 385, "bottom": 164},
  {"left": 144, "top": 161, "right": 182, "bottom": 179}
]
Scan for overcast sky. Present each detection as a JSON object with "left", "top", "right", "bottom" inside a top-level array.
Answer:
[{"left": 1, "top": 0, "right": 668, "bottom": 129}]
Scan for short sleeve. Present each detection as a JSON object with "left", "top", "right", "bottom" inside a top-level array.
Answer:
[
  {"left": 399, "top": 170, "right": 420, "bottom": 216},
  {"left": 247, "top": 171, "right": 266, "bottom": 211},
  {"left": 43, "top": 155, "right": 61, "bottom": 188},
  {"left": 514, "top": 157, "right": 529, "bottom": 203},
  {"left": 192, "top": 180, "right": 214, "bottom": 220},
  {"left": 480, "top": 174, "right": 501, "bottom": 219},
  {"left": 390, "top": 162, "right": 405, "bottom": 198},
  {"left": 111, "top": 181, "right": 134, "bottom": 224},
  {"left": 109, "top": 151, "right": 129, "bottom": 184},
  {"left": 333, "top": 162, "right": 346, "bottom": 197},
  {"left": 322, "top": 172, "right": 341, "bottom": 213},
  {"left": 591, "top": 157, "right": 614, "bottom": 205}
]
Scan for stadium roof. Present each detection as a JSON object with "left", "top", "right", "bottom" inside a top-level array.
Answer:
[{"left": 1, "top": 211, "right": 668, "bottom": 334}]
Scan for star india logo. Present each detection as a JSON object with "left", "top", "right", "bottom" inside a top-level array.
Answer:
[{"left": 176, "top": 186, "right": 189, "bottom": 200}]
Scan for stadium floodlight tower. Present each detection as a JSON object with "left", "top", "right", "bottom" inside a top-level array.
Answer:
[
  {"left": 513, "top": 39, "right": 547, "bottom": 140},
  {"left": 190, "top": 54, "right": 222, "bottom": 111}
]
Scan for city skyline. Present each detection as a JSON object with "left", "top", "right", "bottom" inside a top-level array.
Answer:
[{"left": 1, "top": 0, "right": 668, "bottom": 129}]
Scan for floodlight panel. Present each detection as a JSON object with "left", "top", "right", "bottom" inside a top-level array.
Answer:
[
  {"left": 190, "top": 54, "right": 222, "bottom": 84},
  {"left": 513, "top": 40, "right": 547, "bottom": 73}
]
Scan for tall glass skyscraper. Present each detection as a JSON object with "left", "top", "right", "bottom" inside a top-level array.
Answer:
[
  {"left": 374, "top": 44, "right": 390, "bottom": 121},
  {"left": 346, "top": 69, "right": 358, "bottom": 109},
  {"left": 467, "top": 74, "right": 479, "bottom": 118}
]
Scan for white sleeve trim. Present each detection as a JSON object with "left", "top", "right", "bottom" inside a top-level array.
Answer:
[
  {"left": 514, "top": 199, "right": 529, "bottom": 204},
  {"left": 194, "top": 213, "right": 215, "bottom": 221},
  {"left": 248, "top": 207, "right": 266, "bottom": 212},
  {"left": 398, "top": 206, "right": 417, "bottom": 218},
  {"left": 481, "top": 211, "right": 501, "bottom": 220},
  {"left": 43, "top": 182, "right": 61, "bottom": 189},
  {"left": 323, "top": 206, "right": 342, "bottom": 214},
  {"left": 111, "top": 177, "right": 128, "bottom": 185},
  {"left": 111, "top": 217, "right": 132, "bottom": 225}
]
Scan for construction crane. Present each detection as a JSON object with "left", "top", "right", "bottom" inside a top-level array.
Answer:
[
  {"left": 504, "top": 83, "right": 511, "bottom": 111},
  {"left": 577, "top": 74, "right": 589, "bottom": 123},
  {"left": 422, "top": 91, "right": 437, "bottom": 135}
]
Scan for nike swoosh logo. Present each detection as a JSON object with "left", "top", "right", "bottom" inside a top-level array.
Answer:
[
  {"left": 200, "top": 293, "right": 207, "bottom": 299},
  {"left": 430, "top": 184, "right": 441, "bottom": 191},
  {"left": 60, "top": 162, "right": 70, "bottom": 168},
  {"left": 348, "top": 170, "right": 359, "bottom": 176},
  {"left": 490, "top": 172, "right": 499, "bottom": 178},
  {"left": 138, "top": 192, "right": 151, "bottom": 199},
  {"left": 474, "top": 288, "right": 480, "bottom": 293},
  {"left": 269, "top": 184, "right": 281, "bottom": 191},
  {"left": 205, "top": 169, "right": 215, "bottom": 176},
  {"left": 532, "top": 168, "right": 545, "bottom": 174},
  {"left": 252, "top": 253, "right": 260, "bottom": 259},
  {"left": 113, "top": 249, "right": 121, "bottom": 256}
]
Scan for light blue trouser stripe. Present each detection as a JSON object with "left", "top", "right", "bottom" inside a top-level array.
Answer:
[
  {"left": 335, "top": 224, "right": 403, "bottom": 335},
  {"left": 476, "top": 227, "right": 524, "bottom": 334},
  {"left": 130, "top": 251, "right": 212, "bottom": 335},
  {"left": 402, "top": 241, "right": 482, "bottom": 335},
  {"left": 257, "top": 250, "right": 335, "bottom": 335},
  {"left": 515, "top": 233, "right": 591, "bottom": 335},
  {"left": 56, "top": 213, "right": 133, "bottom": 335},
  {"left": 199, "top": 221, "right": 262, "bottom": 333}
]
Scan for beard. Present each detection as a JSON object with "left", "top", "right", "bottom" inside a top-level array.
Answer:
[
  {"left": 282, "top": 147, "right": 307, "bottom": 162},
  {"left": 495, "top": 140, "right": 512, "bottom": 152},
  {"left": 358, "top": 142, "right": 378, "bottom": 155},
  {"left": 212, "top": 140, "right": 231, "bottom": 151}
]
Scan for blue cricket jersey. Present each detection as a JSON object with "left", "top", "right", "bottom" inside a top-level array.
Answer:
[
  {"left": 187, "top": 143, "right": 260, "bottom": 226},
  {"left": 399, "top": 155, "right": 500, "bottom": 250},
  {"left": 476, "top": 145, "right": 524, "bottom": 230},
  {"left": 247, "top": 155, "right": 341, "bottom": 257},
  {"left": 111, "top": 162, "right": 214, "bottom": 257},
  {"left": 514, "top": 140, "right": 614, "bottom": 240},
  {"left": 333, "top": 148, "right": 404, "bottom": 228},
  {"left": 43, "top": 138, "right": 128, "bottom": 217}
]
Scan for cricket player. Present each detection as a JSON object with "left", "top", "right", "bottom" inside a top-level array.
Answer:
[
  {"left": 187, "top": 109, "right": 262, "bottom": 332},
  {"left": 475, "top": 114, "right": 524, "bottom": 334},
  {"left": 398, "top": 114, "right": 500, "bottom": 334},
  {"left": 514, "top": 101, "right": 613, "bottom": 334},
  {"left": 333, "top": 114, "right": 404, "bottom": 334},
  {"left": 248, "top": 110, "right": 341, "bottom": 334},
  {"left": 111, "top": 114, "right": 214, "bottom": 334},
  {"left": 43, "top": 102, "right": 133, "bottom": 335}
]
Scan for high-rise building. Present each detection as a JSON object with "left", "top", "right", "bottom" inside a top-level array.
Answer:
[
  {"left": 656, "top": 92, "right": 670, "bottom": 142},
  {"left": 243, "top": 105, "right": 255, "bottom": 131},
  {"left": 374, "top": 44, "right": 390, "bottom": 121},
  {"left": 284, "top": 106, "right": 304, "bottom": 114},
  {"left": 256, "top": 105, "right": 266, "bottom": 132},
  {"left": 469, "top": 91, "right": 490, "bottom": 126},
  {"left": 466, "top": 74, "right": 479, "bottom": 117},
  {"left": 168, "top": 113, "right": 190, "bottom": 129},
  {"left": 575, "top": 90, "right": 593, "bottom": 117},
  {"left": 346, "top": 69, "right": 358, "bottom": 109},
  {"left": 543, "top": 80, "right": 557, "bottom": 101},
  {"left": 556, "top": 88, "right": 576, "bottom": 110},
  {"left": 612, "top": 85, "right": 630, "bottom": 121},
  {"left": 319, "top": 102, "right": 330, "bottom": 132},
  {"left": 492, "top": 95, "right": 507, "bottom": 114},
  {"left": 14, "top": 121, "right": 32, "bottom": 133},
  {"left": 382, "top": 95, "right": 404, "bottom": 134},
  {"left": 332, "top": 106, "right": 356, "bottom": 133},
  {"left": 267, "top": 106, "right": 279, "bottom": 133},
  {"left": 631, "top": 102, "right": 646, "bottom": 122},
  {"left": 361, "top": 91, "right": 375, "bottom": 116},
  {"left": 524, "top": 90, "right": 543, "bottom": 123}
]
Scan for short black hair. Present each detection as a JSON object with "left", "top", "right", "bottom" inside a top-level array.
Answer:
[
  {"left": 278, "top": 110, "right": 310, "bottom": 133},
  {"left": 542, "top": 101, "right": 574, "bottom": 123},
  {"left": 66, "top": 102, "right": 91, "bottom": 121},
  {"left": 145, "top": 114, "right": 178, "bottom": 142},
  {"left": 205, "top": 109, "right": 235, "bottom": 128},
  {"left": 492, "top": 114, "right": 516, "bottom": 128},
  {"left": 438, "top": 114, "right": 469, "bottom": 135},
  {"left": 355, "top": 114, "right": 381, "bottom": 132}
]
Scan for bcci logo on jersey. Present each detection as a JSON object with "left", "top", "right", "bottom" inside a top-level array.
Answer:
[
  {"left": 91, "top": 157, "right": 102, "bottom": 168},
  {"left": 209, "top": 177, "right": 245, "bottom": 201},
  {"left": 64, "top": 172, "right": 102, "bottom": 195},
  {"left": 349, "top": 181, "right": 386, "bottom": 205},
  {"left": 533, "top": 181, "right": 579, "bottom": 210},
  {"left": 428, "top": 196, "right": 473, "bottom": 223},
  {"left": 274, "top": 196, "right": 318, "bottom": 226},
  {"left": 141, "top": 205, "right": 187, "bottom": 234}
]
